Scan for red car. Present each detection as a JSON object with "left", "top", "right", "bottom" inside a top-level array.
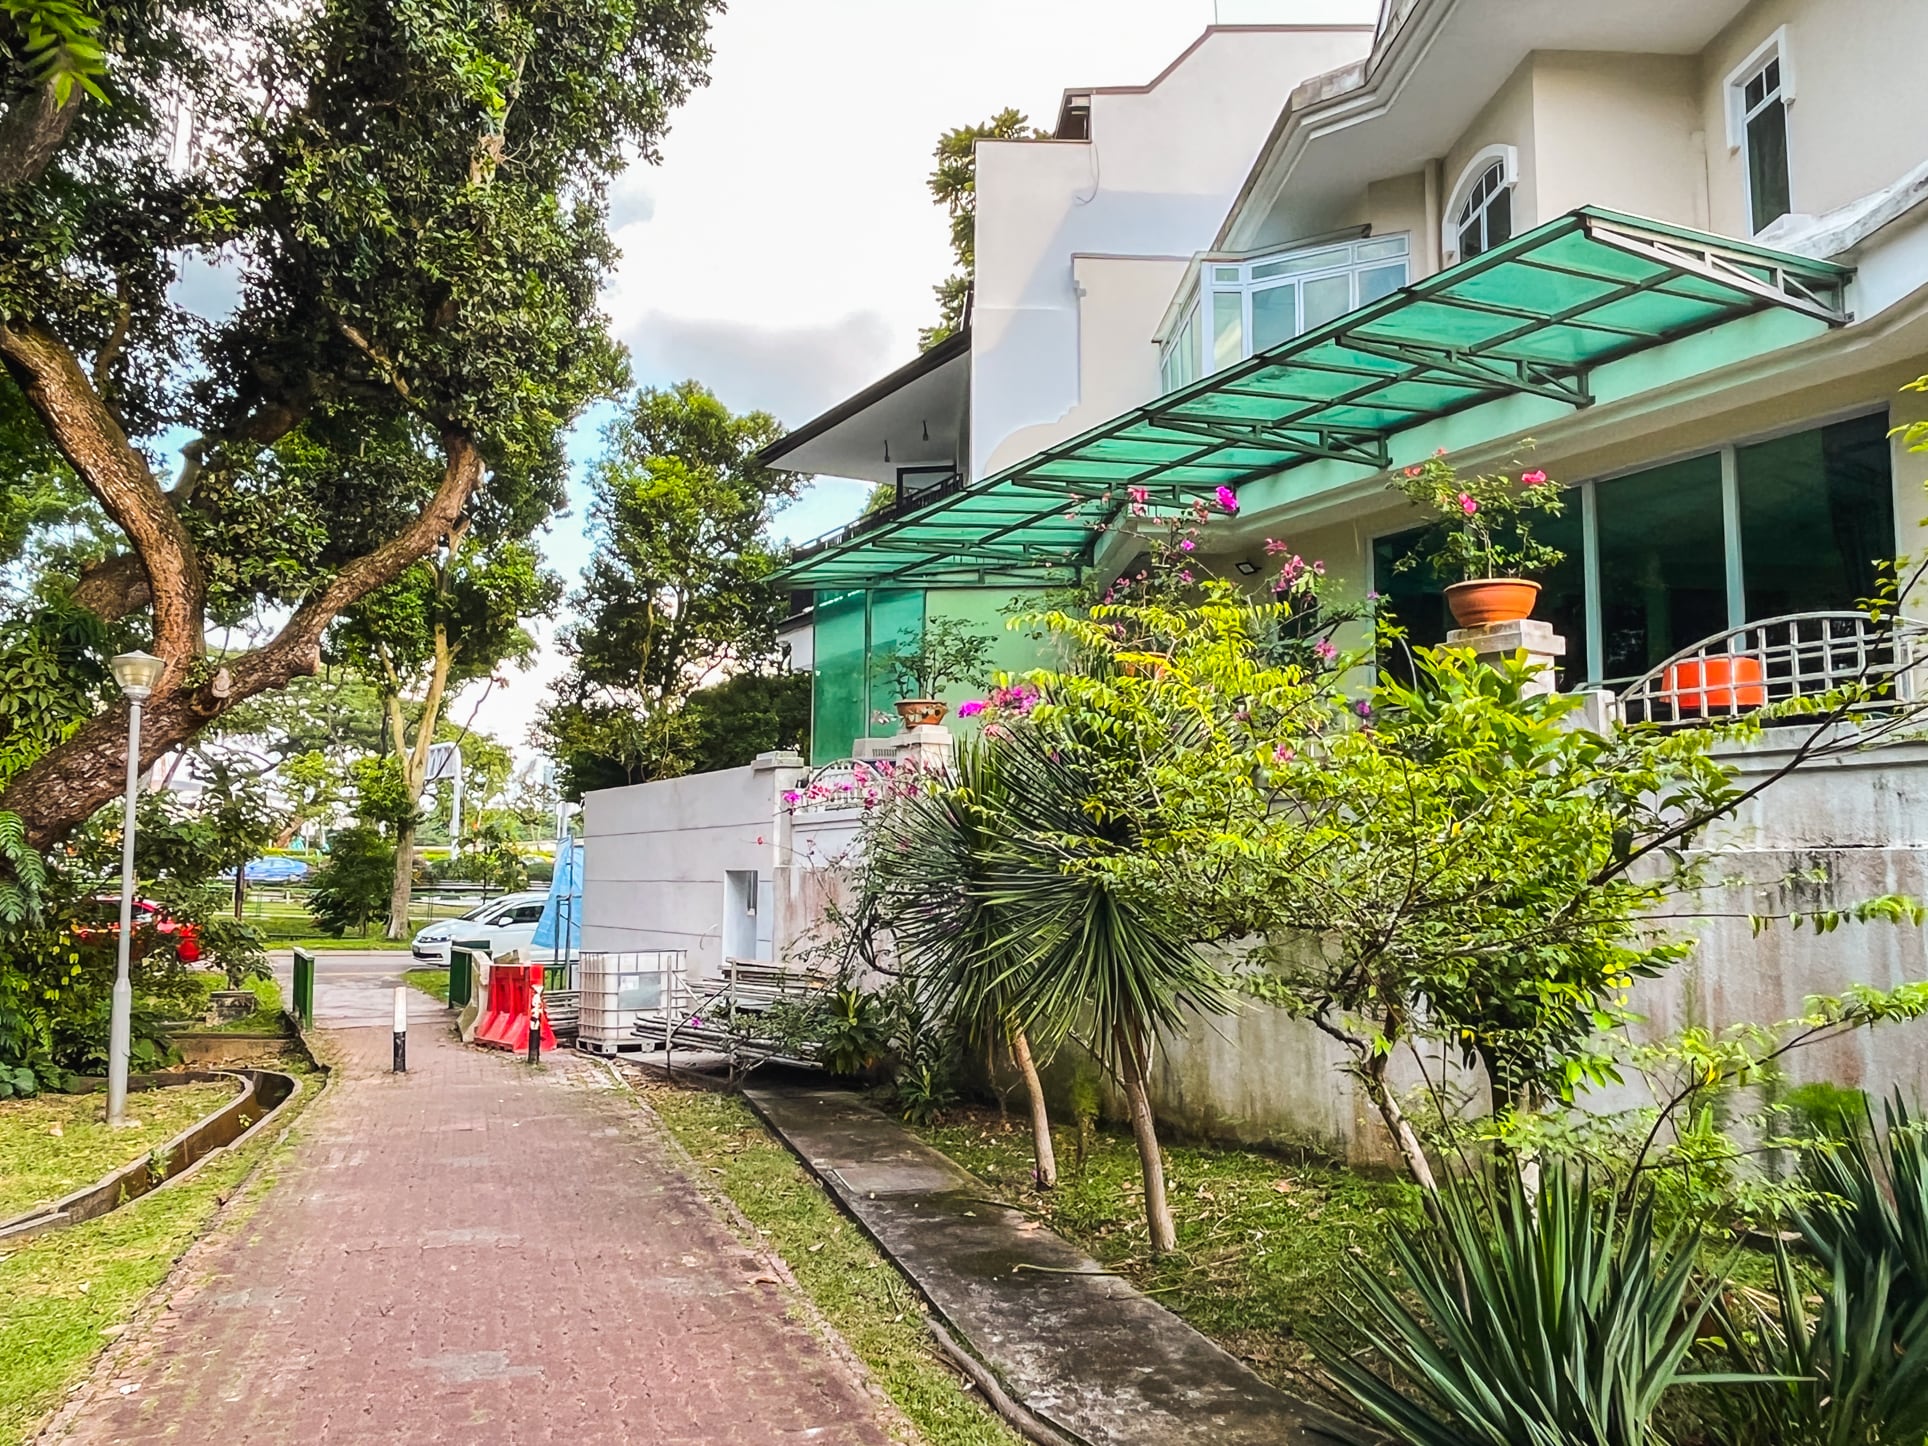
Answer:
[{"left": 74, "top": 897, "right": 203, "bottom": 963}]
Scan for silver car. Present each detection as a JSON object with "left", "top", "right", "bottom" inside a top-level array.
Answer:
[{"left": 410, "top": 891, "right": 552, "bottom": 964}]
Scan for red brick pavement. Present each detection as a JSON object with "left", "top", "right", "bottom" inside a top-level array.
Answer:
[{"left": 52, "top": 991, "right": 899, "bottom": 1445}]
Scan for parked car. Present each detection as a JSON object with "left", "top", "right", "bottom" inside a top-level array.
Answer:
[
  {"left": 73, "top": 897, "right": 203, "bottom": 963},
  {"left": 409, "top": 891, "right": 551, "bottom": 964}
]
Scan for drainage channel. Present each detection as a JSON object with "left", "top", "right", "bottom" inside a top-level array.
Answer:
[{"left": 0, "top": 1068, "right": 303, "bottom": 1241}]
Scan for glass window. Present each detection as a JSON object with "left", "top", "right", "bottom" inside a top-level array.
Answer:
[
  {"left": 1738, "top": 412, "right": 1892, "bottom": 619},
  {"left": 1301, "top": 273, "right": 1353, "bottom": 332},
  {"left": 1454, "top": 162, "right": 1513, "bottom": 260},
  {"left": 1358, "top": 263, "right": 1406, "bottom": 305},
  {"left": 1250, "top": 284, "right": 1297, "bottom": 351},
  {"left": 1740, "top": 54, "right": 1790, "bottom": 232},
  {"left": 1211, "top": 290, "right": 1244, "bottom": 371},
  {"left": 809, "top": 591, "right": 866, "bottom": 764},
  {"left": 1595, "top": 455, "right": 1728, "bottom": 681}
]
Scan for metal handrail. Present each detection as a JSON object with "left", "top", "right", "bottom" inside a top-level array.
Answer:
[{"left": 1616, "top": 611, "right": 1928, "bottom": 726}]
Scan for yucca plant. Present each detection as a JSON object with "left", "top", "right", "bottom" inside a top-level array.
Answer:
[
  {"left": 1313, "top": 1165, "right": 1736, "bottom": 1446},
  {"left": 1707, "top": 1094, "right": 1928, "bottom": 1444},
  {"left": 866, "top": 740, "right": 1061, "bottom": 1186}
]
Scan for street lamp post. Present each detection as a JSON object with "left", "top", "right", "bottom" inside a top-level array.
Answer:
[{"left": 106, "top": 649, "right": 166, "bottom": 1127}]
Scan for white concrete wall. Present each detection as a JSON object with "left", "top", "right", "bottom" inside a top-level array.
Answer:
[
  {"left": 969, "top": 26, "right": 1375, "bottom": 482},
  {"left": 583, "top": 759, "right": 800, "bottom": 980}
]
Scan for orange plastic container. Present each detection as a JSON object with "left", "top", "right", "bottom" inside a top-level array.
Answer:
[{"left": 1665, "top": 655, "right": 1766, "bottom": 713}]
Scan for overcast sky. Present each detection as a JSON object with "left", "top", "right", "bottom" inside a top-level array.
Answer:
[{"left": 466, "top": 0, "right": 1378, "bottom": 757}]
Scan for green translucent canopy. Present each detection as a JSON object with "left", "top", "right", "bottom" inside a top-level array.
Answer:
[{"left": 778, "top": 208, "right": 1849, "bottom": 589}]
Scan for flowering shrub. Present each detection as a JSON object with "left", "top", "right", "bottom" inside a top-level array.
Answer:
[{"left": 1389, "top": 452, "right": 1565, "bottom": 582}]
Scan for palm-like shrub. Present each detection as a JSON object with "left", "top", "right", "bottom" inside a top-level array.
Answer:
[
  {"left": 1315, "top": 1166, "right": 1727, "bottom": 1446},
  {"left": 1708, "top": 1095, "right": 1928, "bottom": 1444}
]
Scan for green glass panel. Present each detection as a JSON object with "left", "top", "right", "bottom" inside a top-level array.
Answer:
[
  {"left": 810, "top": 591, "right": 866, "bottom": 765},
  {"left": 1251, "top": 284, "right": 1298, "bottom": 350},
  {"left": 1738, "top": 412, "right": 1893, "bottom": 620},
  {"left": 1747, "top": 99, "right": 1791, "bottom": 232},
  {"left": 867, "top": 589, "right": 926, "bottom": 734},
  {"left": 1595, "top": 454, "right": 1728, "bottom": 681},
  {"left": 1212, "top": 290, "right": 1244, "bottom": 371}
]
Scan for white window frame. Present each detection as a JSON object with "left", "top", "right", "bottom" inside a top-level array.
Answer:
[
  {"left": 1156, "top": 233, "right": 1411, "bottom": 392},
  {"left": 1723, "top": 28, "right": 1795, "bottom": 235},
  {"left": 1441, "top": 144, "right": 1519, "bottom": 265}
]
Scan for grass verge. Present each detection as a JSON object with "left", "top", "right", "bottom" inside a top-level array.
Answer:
[
  {"left": 402, "top": 969, "right": 451, "bottom": 1005},
  {"left": 0, "top": 1083, "right": 239, "bottom": 1220},
  {"left": 0, "top": 1062, "right": 319, "bottom": 1445},
  {"left": 627, "top": 1071, "right": 1022, "bottom": 1446},
  {"left": 915, "top": 1105, "right": 1421, "bottom": 1401},
  {"left": 186, "top": 973, "right": 287, "bottom": 1034}
]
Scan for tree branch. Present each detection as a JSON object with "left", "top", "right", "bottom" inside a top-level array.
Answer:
[{"left": 0, "top": 79, "right": 82, "bottom": 191}]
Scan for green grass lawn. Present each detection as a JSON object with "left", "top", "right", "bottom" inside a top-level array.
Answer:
[
  {"left": 630, "top": 1074, "right": 1022, "bottom": 1446},
  {"left": 0, "top": 1082, "right": 240, "bottom": 1220},
  {"left": 914, "top": 1105, "right": 1421, "bottom": 1401},
  {"left": 244, "top": 895, "right": 461, "bottom": 952},
  {"left": 185, "top": 973, "right": 287, "bottom": 1034},
  {"left": 0, "top": 1064, "right": 317, "bottom": 1445}
]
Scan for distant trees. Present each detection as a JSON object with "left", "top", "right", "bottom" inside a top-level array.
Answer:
[{"left": 536, "top": 382, "right": 805, "bottom": 797}]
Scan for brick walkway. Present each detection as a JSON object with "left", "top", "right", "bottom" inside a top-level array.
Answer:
[{"left": 53, "top": 982, "right": 897, "bottom": 1445}]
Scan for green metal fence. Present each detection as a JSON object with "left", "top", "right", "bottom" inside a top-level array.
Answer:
[
  {"left": 448, "top": 940, "right": 488, "bottom": 1010},
  {"left": 291, "top": 947, "right": 315, "bottom": 1029}
]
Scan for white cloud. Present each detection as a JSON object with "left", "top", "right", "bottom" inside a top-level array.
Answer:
[{"left": 622, "top": 309, "right": 897, "bottom": 423}]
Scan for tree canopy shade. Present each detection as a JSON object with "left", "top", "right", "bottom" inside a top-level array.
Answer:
[
  {"left": 537, "top": 381, "right": 802, "bottom": 793},
  {"left": 0, "top": 0, "right": 722, "bottom": 849}
]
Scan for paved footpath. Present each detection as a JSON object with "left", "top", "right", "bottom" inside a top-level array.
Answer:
[{"left": 51, "top": 977, "right": 898, "bottom": 1446}]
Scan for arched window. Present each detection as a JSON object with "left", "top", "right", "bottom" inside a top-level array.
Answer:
[{"left": 1444, "top": 145, "right": 1519, "bottom": 263}]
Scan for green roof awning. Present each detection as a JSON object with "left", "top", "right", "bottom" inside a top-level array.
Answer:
[{"left": 777, "top": 208, "right": 1850, "bottom": 590}]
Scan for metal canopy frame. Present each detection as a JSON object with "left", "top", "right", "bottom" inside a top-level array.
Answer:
[{"left": 777, "top": 208, "right": 1850, "bottom": 590}]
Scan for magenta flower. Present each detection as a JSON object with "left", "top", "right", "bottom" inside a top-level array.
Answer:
[
  {"left": 1128, "top": 485, "right": 1149, "bottom": 504},
  {"left": 1522, "top": 469, "right": 1548, "bottom": 487},
  {"left": 1178, "top": 569, "right": 1194, "bottom": 583},
  {"left": 1264, "top": 537, "right": 1290, "bottom": 554},
  {"left": 956, "top": 699, "right": 986, "bottom": 718},
  {"left": 1355, "top": 700, "right": 1374, "bottom": 719},
  {"left": 1215, "top": 485, "right": 1239, "bottom": 513},
  {"left": 1273, "top": 744, "right": 1296, "bottom": 764},
  {"left": 1178, "top": 537, "right": 1195, "bottom": 552},
  {"left": 1314, "top": 638, "right": 1337, "bottom": 663},
  {"left": 1458, "top": 492, "right": 1478, "bottom": 516},
  {"left": 781, "top": 790, "right": 801, "bottom": 806}
]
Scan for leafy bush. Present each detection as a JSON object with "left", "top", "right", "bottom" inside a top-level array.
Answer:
[
  {"left": 1314, "top": 1167, "right": 1729, "bottom": 1446},
  {"left": 306, "top": 826, "right": 396, "bottom": 937},
  {"left": 820, "top": 988, "right": 888, "bottom": 1078}
]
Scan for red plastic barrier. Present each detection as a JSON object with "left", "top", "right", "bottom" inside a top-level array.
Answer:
[
  {"left": 474, "top": 963, "right": 554, "bottom": 1052},
  {"left": 1666, "top": 654, "right": 1767, "bottom": 714}
]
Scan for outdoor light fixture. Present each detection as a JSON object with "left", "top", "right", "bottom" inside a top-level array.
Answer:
[
  {"left": 1234, "top": 560, "right": 1260, "bottom": 576},
  {"left": 106, "top": 650, "right": 166, "bottom": 1126},
  {"left": 110, "top": 649, "right": 166, "bottom": 699}
]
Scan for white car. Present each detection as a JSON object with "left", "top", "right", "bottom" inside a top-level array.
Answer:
[{"left": 410, "top": 891, "right": 552, "bottom": 964}]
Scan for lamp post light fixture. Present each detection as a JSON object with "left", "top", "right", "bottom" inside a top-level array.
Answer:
[{"left": 105, "top": 649, "right": 165, "bottom": 1127}]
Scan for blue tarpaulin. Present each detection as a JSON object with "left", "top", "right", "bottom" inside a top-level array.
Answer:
[
  {"left": 531, "top": 842, "right": 582, "bottom": 953},
  {"left": 236, "top": 856, "right": 310, "bottom": 882}
]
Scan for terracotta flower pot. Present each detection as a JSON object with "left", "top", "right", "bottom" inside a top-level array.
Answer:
[
  {"left": 1444, "top": 578, "right": 1540, "bottom": 628},
  {"left": 893, "top": 698, "right": 948, "bottom": 728}
]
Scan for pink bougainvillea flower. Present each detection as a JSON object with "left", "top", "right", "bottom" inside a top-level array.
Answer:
[
  {"left": 1178, "top": 569, "right": 1194, "bottom": 583},
  {"left": 1314, "top": 638, "right": 1337, "bottom": 662},
  {"left": 1355, "top": 700, "right": 1374, "bottom": 719},
  {"left": 1403, "top": 465, "right": 1423, "bottom": 478},
  {"left": 1178, "top": 537, "right": 1196, "bottom": 552},
  {"left": 956, "top": 699, "right": 986, "bottom": 717},
  {"left": 1215, "top": 485, "right": 1239, "bottom": 513},
  {"left": 781, "top": 790, "right": 801, "bottom": 806},
  {"left": 1458, "top": 492, "right": 1479, "bottom": 515},
  {"left": 1521, "top": 469, "right": 1548, "bottom": 486},
  {"left": 1128, "top": 485, "right": 1149, "bottom": 504},
  {"left": 1273, "top": 744, "right": 1296, "bottom": 764},
  {"left": 1264, "top": 537, "right": 1290, "bottom": 554}
]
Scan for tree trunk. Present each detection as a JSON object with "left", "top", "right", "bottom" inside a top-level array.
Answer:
[
  {"left": 1009, "top": 1027, "right": 1057, "bottom": 1190},
  {"left": 387, "top": 818, "right": 417, "bottom": 941},
  {"left": 1363, "top": 1054, "right": 1438, "bottom": 1193},
  {"left": 1115, "top": 1024, "right": 1176, "bottom": 1255}
]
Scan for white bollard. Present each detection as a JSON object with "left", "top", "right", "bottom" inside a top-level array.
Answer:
[{"left": 393, "top": 986, "right": 407, "bottom": 1073}]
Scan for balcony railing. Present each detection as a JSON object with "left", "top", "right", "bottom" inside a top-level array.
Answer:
[{"left": 1617, "top": 611, "right": 1928, "bottom": 726}]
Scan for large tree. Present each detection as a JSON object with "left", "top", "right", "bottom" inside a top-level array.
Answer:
[
  {"left": 0, "top": 0, "right": 720, "bottom": 850},
  {"left": 537, "top": 381, "right": 799, "bottom": 795},
  {"left": 334, "top": 527, "right": 558, "bottom": 935},
  {"left": 920, "top": 107, "right": 1042, "bottom": 349}
]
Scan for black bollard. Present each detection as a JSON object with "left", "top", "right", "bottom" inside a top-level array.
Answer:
[
  {"left": 392, "top": 985, "right": 407, "bottom": 1073},
  {"left": 527, "top": 971, "right": 542, "bottom": 1066}
]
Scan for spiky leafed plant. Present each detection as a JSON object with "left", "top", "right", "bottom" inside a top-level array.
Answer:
[
  {"left": 1313, "top": 1166, "right": 1736, "bottom": 1446},
  {"left": 867, "top": 741, "right": 1060, "bottom": 1187},
  {"left": 982, "top": 726, "right": 1233, "bottom": 1254},
  {"left": 1708, "top": 1093, "right": 1928, "bottom": 1444}
]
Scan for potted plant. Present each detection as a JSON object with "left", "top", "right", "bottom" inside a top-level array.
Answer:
[
  {"left": 1390, "top": 454, "right": 1565, "bottom": 627},
  {"left": 881, "top": 617, "right": 992, "bottom": 728}
]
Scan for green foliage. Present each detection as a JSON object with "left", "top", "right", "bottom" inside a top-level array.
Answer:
[
  {"left": 0, "top": 595, "right": 111, "bottom": 791},
  {"left": 1388, "top": 454, "right": 1566, "bottom": 582},
  {"left": 878, "top": 615, "right": 992, "bottom": 700},
  {"left": 539, "top": 383, "right": 798, "bottom": 793},
  {"left": 434, "top": 818, "right": 528, "bottom": 892},
  {"left": 920, "top": 107, "right": 1044, "bottom": 349},
  {"left": 304, "top": 824, "right": 396, "bottom": 937},
  {"left": 819, "top": 987, "right": 889, "bottom": 1079},
  {"left": 1706, "top": 1096, "right": 1928, "bottom": 1445},
  {"left": 1316, "top": 1168, "right": 1732, "bottom": 1446},
  {"left": 0, "top": 0, "right": 108, "bottom": 104}
]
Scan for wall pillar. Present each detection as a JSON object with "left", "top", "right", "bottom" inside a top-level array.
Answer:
[{"left": 1445, "top": 618, "right": 1566, "bottom": 695}]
